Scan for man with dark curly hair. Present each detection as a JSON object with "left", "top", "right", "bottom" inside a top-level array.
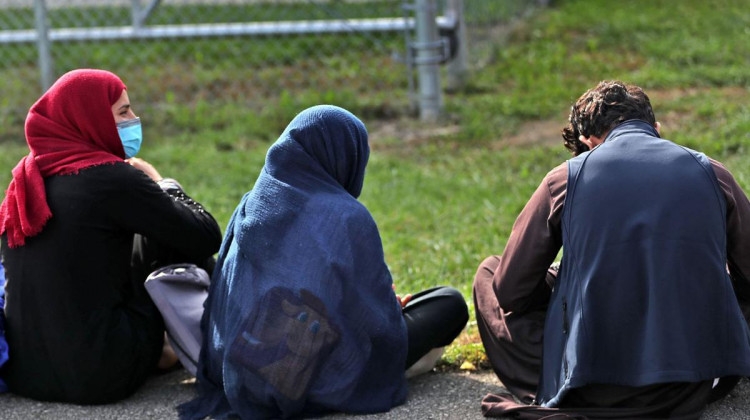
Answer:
[{"left": 473, "top": 80, "right": 750, "bottom": 418}]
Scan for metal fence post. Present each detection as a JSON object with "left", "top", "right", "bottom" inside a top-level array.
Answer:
[
  {"left": 132, "top": 0, "right": 143, "bottom": 28},
  {"left": 34, "top": 0, "right": 53, "bottom": 92},
  {"left": 132, "top": 0, "right": 162, "bottom": 29},
  {"left": 445, "top": 0, "right": 467, "bottom": 91},
  {"left": 414, "top": 0, "right": 443, "bottom": 121}
]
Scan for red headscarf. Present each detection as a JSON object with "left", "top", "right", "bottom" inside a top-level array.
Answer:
[{"left": 0, "top": 69, "right": 128, "bottom": 247}]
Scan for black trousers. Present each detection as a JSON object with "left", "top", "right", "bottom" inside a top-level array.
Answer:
[{"left": 403, "top": 286, "right": 469, "bottom": 368}]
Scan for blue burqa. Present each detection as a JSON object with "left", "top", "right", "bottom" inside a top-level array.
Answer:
[{"left": 180, "top": 106, "right": 408, "bottom": 419}]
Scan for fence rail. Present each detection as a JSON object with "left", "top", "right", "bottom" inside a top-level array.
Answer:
[
  {"left": 0, "top": 0, "right": 543, "bottom": 140},
  {"left": 1, "top": 16, "right": 462, "bottom": 43}
]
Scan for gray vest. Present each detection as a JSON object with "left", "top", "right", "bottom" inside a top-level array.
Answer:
[{"left": 538, "top": 120, "right": 750, "bottom": 406}]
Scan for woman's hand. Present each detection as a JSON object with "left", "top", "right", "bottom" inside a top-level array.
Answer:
[
  {"left": 393, "top": 284, "right": 413, "bottom": 308},
  {"left": 126, "top": 157, "right": 162, "bottom": 182}
]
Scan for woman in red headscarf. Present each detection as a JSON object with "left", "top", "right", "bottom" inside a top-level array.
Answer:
[{"left": 0, "top": 69, "right": 222, "bottom": 404}]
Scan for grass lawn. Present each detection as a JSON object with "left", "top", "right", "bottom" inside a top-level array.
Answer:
[{"left": 0, "top": 0, "right": 748, "bottom": 368}]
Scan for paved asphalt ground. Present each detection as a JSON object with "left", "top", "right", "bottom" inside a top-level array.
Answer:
[{"left": 2, "top": 368, "right": 750, "bottom": 419}]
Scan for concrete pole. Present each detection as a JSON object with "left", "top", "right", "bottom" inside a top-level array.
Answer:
[
  {"left": 33, "top": 0, "right": 53, "bottom": 92},
  {"left": 445, "top": 0, "right": 467, "bottom": 91},
  {"left": 414, "top": 0, "right": 443, "bottom": 121}
]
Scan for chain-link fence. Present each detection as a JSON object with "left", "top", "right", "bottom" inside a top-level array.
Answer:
[{"left": 0, "top": 0, "right": 544, "bottom": 141}]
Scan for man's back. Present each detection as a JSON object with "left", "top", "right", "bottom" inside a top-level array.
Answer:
[{"left": 538, "top": 120, "right": 750, "bottom": 405}]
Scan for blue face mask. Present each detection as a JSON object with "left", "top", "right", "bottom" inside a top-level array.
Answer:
[{"left": 116, "top": 117, "right": 142, "bottom": 158}]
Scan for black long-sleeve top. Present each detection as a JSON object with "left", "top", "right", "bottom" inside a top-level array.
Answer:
[{"left": 0, "top": 162, "right": 222, "bottom": 404}]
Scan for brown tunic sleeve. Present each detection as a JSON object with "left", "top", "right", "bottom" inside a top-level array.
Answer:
[
  {"left": 494, "top": 163, "right": 567, "bottom": 314},
  {"left": 710, "top": 158, "right": 750, "bottom": 322}
]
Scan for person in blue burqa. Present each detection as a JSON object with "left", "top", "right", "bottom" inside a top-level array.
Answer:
[{"left": 180, "top": 105, "right": 469, "bottom": 419}]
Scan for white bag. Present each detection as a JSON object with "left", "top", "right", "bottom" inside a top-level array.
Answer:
[{"left": 145, "top": 263, "right": 209, "bottom": 376}]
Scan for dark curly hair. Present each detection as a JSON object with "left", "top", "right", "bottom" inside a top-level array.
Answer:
[{"left": 562, "top": 81, "right": 656, "bottom": 156}]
